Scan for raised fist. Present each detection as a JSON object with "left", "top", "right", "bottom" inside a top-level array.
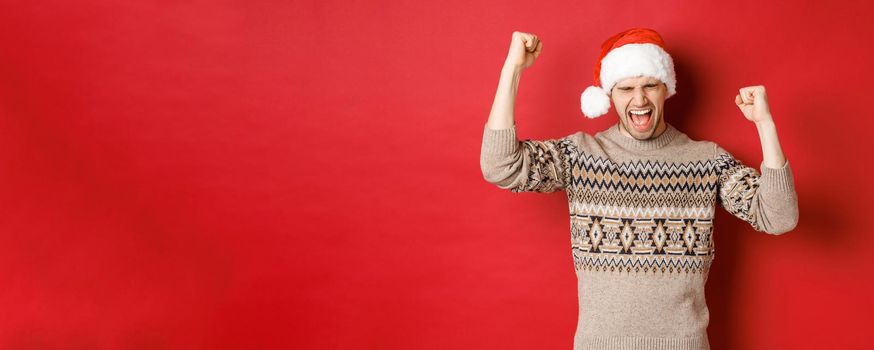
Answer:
[
  {"left": 505, "top": 31, "right": 542, "bottom": 70},
  {"left": 735, "top": 85, "right": 773, "bottom": 123}
]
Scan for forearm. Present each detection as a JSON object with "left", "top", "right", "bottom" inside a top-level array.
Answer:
[
  {"left": 755, "top": 117, "right": 787, "bottom": 169},
  {"left": 750, "top": 117, "right": 798, "bottom": 234},
  {"left": 486, "top": 63, "right": 523, "bottom": 130}
]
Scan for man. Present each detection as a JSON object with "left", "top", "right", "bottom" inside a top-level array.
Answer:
[{"left": 480, "top": 28, "right": 798, "bottom": 350}]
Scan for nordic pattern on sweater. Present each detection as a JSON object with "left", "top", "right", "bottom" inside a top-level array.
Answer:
[{"left": 480, "top": 122, "right": 798, "bottom": 349}]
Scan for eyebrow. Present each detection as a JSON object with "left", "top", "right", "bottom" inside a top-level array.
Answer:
[{"left": 618, "top": 82, "right": 660, "bottom": 88}]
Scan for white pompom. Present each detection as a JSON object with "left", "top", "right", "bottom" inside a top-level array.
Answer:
[{"left": 580, "top": 86, "right": 611, "bottom": 119}]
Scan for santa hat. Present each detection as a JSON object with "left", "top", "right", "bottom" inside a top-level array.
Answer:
[{"left": 580, "top": 28, "right": 677, "bottom": 118}]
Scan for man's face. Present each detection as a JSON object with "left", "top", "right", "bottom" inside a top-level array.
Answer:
[{"left": 611, "top": 76, "right": 667, "bottom": 140}]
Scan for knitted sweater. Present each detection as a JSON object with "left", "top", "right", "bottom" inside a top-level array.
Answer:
[{"left": 479, "top": 122, "right": 798, "bottom": 350}]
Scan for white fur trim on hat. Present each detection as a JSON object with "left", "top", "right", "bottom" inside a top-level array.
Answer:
[
  {"left": 599, "top": 43, "right": 677, "bottom": 98},
  {"left": 580, "top": 85, "right": 610, "bottom": 118}
]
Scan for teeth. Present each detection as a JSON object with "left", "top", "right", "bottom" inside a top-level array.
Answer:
[{"left": 629, "top": 109, "right": 652, "bottom": 115}]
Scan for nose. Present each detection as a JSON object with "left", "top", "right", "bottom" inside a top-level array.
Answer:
[{"left": 632, "top": 89, "right": 648, "bottom": 106}]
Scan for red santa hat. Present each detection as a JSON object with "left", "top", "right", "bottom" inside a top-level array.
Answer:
[{"left": 580, "top": 28, "right": 677, "bottom": 118}]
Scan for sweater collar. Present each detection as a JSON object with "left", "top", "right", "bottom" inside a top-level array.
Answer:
[{"left": 600, "top": 122, "right": 681, "bottom": 151}]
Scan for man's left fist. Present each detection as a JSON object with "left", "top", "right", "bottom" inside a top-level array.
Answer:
[{"left": 735, "top": 85, "right": 772, "bottom": 123}]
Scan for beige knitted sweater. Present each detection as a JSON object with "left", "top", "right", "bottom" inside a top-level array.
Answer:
[{"left": 479, "top": 122, "right": 798, "bottom": 350}]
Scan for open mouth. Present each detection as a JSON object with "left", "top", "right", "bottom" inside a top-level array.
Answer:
[{"left": 628, "top": 108, "right": 653, "bottom": 131}]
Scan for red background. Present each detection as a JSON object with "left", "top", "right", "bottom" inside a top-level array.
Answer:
[{"left": 1, "top": 0, "right": 872, "bottom": 349}]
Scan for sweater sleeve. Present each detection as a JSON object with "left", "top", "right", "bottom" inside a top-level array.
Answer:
[
  {"left": 714, "top": 144, "right": 799, "bottom": 234},
  {"left": 479, "top": 124, "right": 572, "bottom": 193}
]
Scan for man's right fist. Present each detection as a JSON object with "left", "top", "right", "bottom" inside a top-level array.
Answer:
[{"left": 505, "top": 31, "right": 542, "bottom": 71}]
